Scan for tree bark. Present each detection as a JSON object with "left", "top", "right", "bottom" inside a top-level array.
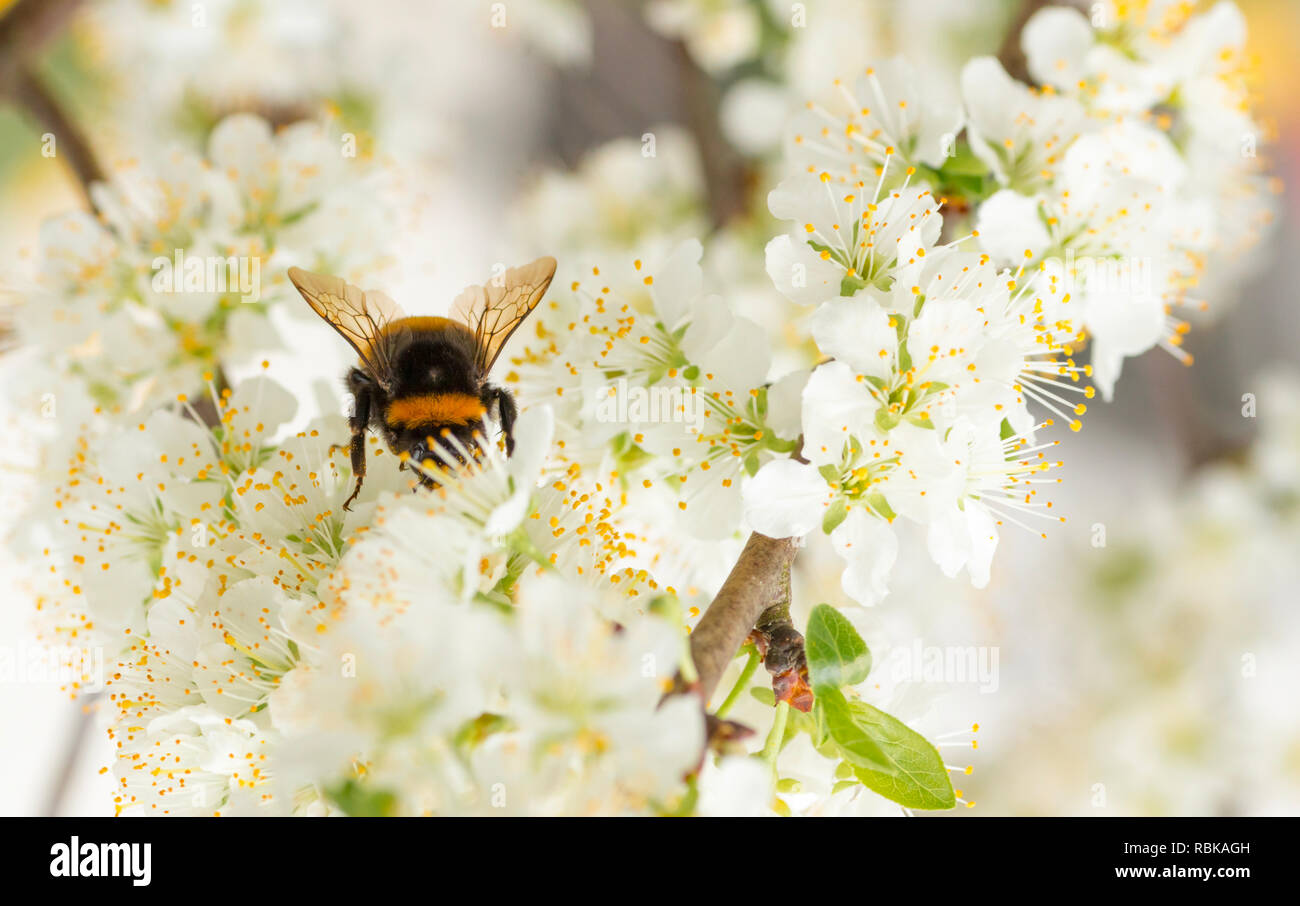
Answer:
[{"left": 688, "top": 532, "right": 799, "bottom": 708}]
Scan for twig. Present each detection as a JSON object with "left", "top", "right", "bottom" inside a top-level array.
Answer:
[
  {"left": 8, "top": 68, "right": 105, "bottom": 204},
  {"left": 686, "top": 531, "right": 800, "bottom": 709},
  {"left": 1137, "top": 351, "right": 1253, "bottom": 473},
  {"left": 758, "top": 700, "right": 790, "bottom": 769},
  {"left": 713, "top": 644, "right": 760, "bottom": 718},
  {"left": 674, "top": 41, "right": 751, "bottom": 230},
  {"left": 0, "top": 0, "right": 85, "bottom": 72},
  {"left": 995, "top": 0, "right": 1053, "bottom": 84},
  {"left": 0, "top": 0, "right": 103, "bottom": 207},
  {"left": 41, "top": 692, "right": 101, "bottom": 816}
]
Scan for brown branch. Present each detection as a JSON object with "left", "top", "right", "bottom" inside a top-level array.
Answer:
[
  {"left": 9, "top": 68, "right": 105, "bottom": 204},
  {"left": 0, "top": 0, "right": 103, "bottom": 208},
  {"left": 687, "top": 531, "right": 800, "bottom": 709},
  {"left": 0, "top": 0, "right": 86, "bottom": 74},
  {"left": 995, "top": 0, "right": 1052, "bottom": 84},
  {"left": 674, "top": 41, "right": 752, "bottom": 230},
  {"left": 1137, "top": 350, "right": 1253, "bottom": 474},
  {"left": 676, "top": 442, "right": 810, "bottom": 718}
]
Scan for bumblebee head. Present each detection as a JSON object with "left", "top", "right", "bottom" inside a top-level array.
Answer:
[{"left": 403, "top": 423, "right": 481, "bottom": 473}]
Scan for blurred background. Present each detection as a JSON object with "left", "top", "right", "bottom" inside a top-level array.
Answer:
[{"left": 0, "top": 0, "right": 1297, "bottom": 816}]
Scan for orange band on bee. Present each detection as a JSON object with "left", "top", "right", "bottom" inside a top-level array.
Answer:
[
  {"left": 386, "top": 393, "right": 485, "bottom": 428},
  {"left": 376, "top": 316, "right": 458, "bottom": 339}
]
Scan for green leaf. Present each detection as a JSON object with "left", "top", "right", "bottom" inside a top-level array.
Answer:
[
  {"left": 840, "top": 273, "right": 867, "bottom": 296},
  {"left": 817, "top": 688, "right": 893, "bottom": 774},
  {"left": 875, "top": 407, "right": 900, "bottom": 432},
  {"left": 817, "top": 462, "right": 841, "bottom": 482},
  {"left": 750, "top": 686, "right": 776, "bottom": 706},
  {"left": 822, "top": 497, "right": 848, "bottom": 534},
  {"left": 845, "top": 701, "right": 957, "bottom": 810},
  {"left": 326, "top": 779, "right": 398, "bottom": 817},
  {"left": 805, "top": 604, "right": 872, "bottom": 689}
]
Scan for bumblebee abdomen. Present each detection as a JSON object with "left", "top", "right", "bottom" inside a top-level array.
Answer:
[
  {"left": 378, "top": 315, "right": 466, "bottom": 339},
  {"left": 385, "top": 392, "right": 485, "bottom": 429}
]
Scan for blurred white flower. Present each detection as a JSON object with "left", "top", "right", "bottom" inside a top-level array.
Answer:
[
  {"left": 10, "top": 0, "right": 1282, "bottom": 821},
  {"left": 17, "top": 113, "right": 396, "bottom": 423},
  {"left": 785, "top": 58, "right": 964, "bottom": 173},
  {"left": 496, "top": 0, "right": 594, "bottom": 69},
  {"left": 696, "top": 755, "right": 775, "bottom": 817},
  {"left": 512, "top": 127, "right": 707, "bottom": 264},
  {"left": 645, "top": 0, "right": 762, "bottom": 74},
  {"left": 720, "top": 78, "right": 790, "bottom": 155}
]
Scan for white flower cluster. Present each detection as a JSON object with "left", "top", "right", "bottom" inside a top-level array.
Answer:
[
  {"left": 737, "top": 1, "right": 1274, "bottom": 608},
  {"left": 10, "top": 0, "right": 1277, "bottom": 819},
  {"left": 976, "top": 0, "right": 1276, "bottom": 390},
  {"left": 39, "top": 378, "right": 701, "bottom": 815},
  {"left": 511, "top": 125, "right": 707, "bottom": 264},
  {"left": 750, "top": 126, "right": 1077, "bottom": 605},
  {"left": 507, "top": 239, "right": 799, "bottom": 548},
  {"left": 88, "top": 0, "right": 345, "bottom": 138},
  {"left": 8, "top": 103, "right": 706, "bottom": 814},
  {"left": 14, "top": 114, "right": 392, "bottom": 427}
]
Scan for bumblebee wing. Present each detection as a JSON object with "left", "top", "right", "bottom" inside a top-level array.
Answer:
[
  {"left": 449, "top": 256, "right": 556, "bottom": 374},
  {"left": 287, "top": 267, "right": 406, "bottom": 387}
]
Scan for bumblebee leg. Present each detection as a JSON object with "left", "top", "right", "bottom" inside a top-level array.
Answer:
[
  {"left": 341, "top": 369, "right": 375, "bottom": 511},
  {"left": 482, "top": 384, "right": 518, "bottom": 456}
]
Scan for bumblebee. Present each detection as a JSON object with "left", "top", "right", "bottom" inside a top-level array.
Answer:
[{"left": 287, "top": 257, "right": 557, "bottom": 510}]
